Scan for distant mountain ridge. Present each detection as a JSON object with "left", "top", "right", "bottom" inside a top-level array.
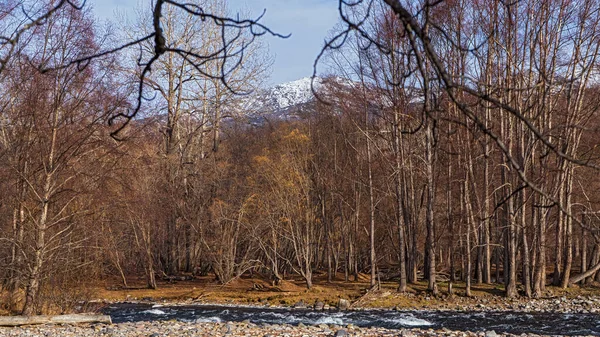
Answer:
[{"left": 239, "top": 77, "right": 325, "bottom": 123}]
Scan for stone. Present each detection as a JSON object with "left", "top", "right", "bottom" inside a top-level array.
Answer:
[
  {"left": 333, "top": 329, "right": 348, "bottom": 336},
  {"left": 294, "top": 300, "right": 306, "bottom": 308},
  {"left": 400, "top": 329, "right": 417, "bottom": 337},
  {"left": 485, "top": 330, "right": 498, "bottom": 337},
  {"left": 221, "top": 323, "right": 232, "bottom": 334},
  {"left": 314, "top": 301, "right": 325, "bottom": 311},
  {"left": 338, "top": 299, "right": 350, "bottom": 310}
]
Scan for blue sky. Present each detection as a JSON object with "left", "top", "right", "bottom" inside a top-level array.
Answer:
[{"left": 90, "top": 0, "right": 339, "bottom": 85}]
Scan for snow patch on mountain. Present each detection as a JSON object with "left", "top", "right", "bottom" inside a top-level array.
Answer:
[
  {"left": 239, "top": 77, "right": 324, "bottom": 119},
  {"left": 268, "top": 77, "right": 323, "bottom": 110}
]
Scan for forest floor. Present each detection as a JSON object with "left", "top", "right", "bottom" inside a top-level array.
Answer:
[
  {"left": 3, "top": 272, "right": 600, "bottom": 316},
  {"left": 86, "top": 272, "right": 600, "bottom": 313}
]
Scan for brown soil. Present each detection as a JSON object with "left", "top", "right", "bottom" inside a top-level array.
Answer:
[
  {"left": 91, "top": 273, "right": 366, "bottom": 308},
  {"left": 88, "top": 273, "right": 600, "bottom": 310},
  {"left": 4, "top": 273, "right": 600, "bottom": 315}
]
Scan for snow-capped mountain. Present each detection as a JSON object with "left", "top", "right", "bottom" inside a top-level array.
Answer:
[
  {"left": 240, "top": 77, "right": 325, "bottom": 122},
  {"left": 267, "top": 77, "right": 323, "bottom": 110}
]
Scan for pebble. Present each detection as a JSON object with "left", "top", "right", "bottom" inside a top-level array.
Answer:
[
  {"left": 0, "top": 321, "right": 542, "bottom": 337},
  {"left": 293, "top": 301, "right": 306, "bottom": 309},
  {"left": 337, "top": 299, "right": 350, "bottom": 311},
  {"left": 314, "top": 301, "right": 325, "bottom": 311}
]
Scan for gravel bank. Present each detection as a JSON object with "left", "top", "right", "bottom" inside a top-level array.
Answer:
[
  {"left": 0, "top": 321, "right": 566, "bottom": 337},
  {"left": 392, "top": 294, "right": 600, "bottom": 314},
  {"left": 121, "top": 293, "right": 600, "bottom": 314}
]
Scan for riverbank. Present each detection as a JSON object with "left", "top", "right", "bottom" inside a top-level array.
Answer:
[
  {"left": 87, "top": 275, "right": 600, "bottom": 315},
  {"left": 101, "top": 292, "right": 600, "bottom": 315},
  {"left": 3, "top": 278, "right": 599, "bottom": 337},
  {"left": 4, "top": 275, "right": 600, "bottom": 317},
  {"left": 0, "top": 320, "right": 556, "bottom": 337}
]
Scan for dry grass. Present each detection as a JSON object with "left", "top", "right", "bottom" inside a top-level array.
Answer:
[
  {"left": 87, "top": 274, "right": 600, "bottom": 310},
  {"left": 91, "top": 274, "right": 367, "bottom": 308},
  {"left": 2, "top": 274, "right": 596, "bottom": 314}
]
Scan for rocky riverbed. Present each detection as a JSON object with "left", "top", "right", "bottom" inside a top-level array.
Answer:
[
  {"left": 0, "top": 321, "right": 558, "bottom": 337},
  {"left": 2, "top": 293, "right": 599, "bottom": 337},
  {"left": 129, "top": 293, "right": 600, "bottom": 314},
  {"left": 382, "top": 294, "right": 600, "bottom": 314}
]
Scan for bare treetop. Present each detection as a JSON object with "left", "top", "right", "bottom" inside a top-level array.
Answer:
[{"left": 0, "top": 0, "right": 288, "bottom": 138}]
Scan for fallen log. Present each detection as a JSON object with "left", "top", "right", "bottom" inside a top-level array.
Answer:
[
  {"left": 569, "top": 259, "right": 600, "bottom": 285},
  {"left": 0, "top": 314, "right": 112, "bottom": 327}
]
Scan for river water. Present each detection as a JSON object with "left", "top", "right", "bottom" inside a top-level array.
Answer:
[{"left": 102, "top": 303, "right": 600, "bottom": 336}]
